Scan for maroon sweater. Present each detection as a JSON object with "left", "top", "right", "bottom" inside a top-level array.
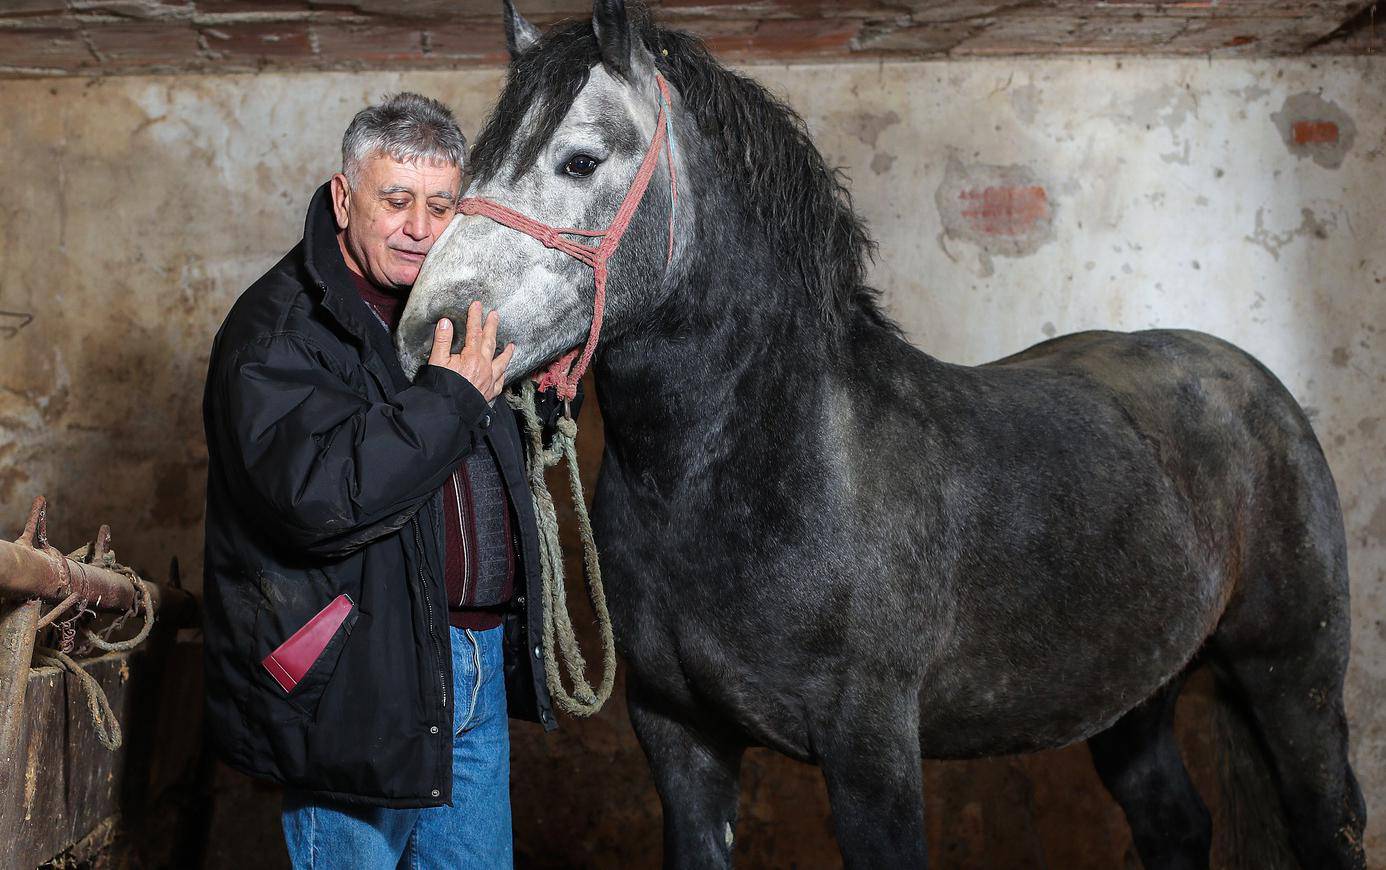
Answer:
[{"left": 349, "top": 269, "right": 514, "bottom": 630}]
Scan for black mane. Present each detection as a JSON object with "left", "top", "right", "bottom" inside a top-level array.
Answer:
[{"left": 467, "top": 11, "right": 897, "bottom": 335}]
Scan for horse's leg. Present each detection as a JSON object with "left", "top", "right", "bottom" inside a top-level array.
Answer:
[
  {"left": 1210, "top": 503, "right": 1366, "bottom": 870},
  {"left": 815, "top": 696, "right": 928, "bottom": 869},
  {"left": 1211, "top": 631, "right": 1366, "bottom": 869},
  {"left": 1087, "top": 674, "right": 1211, "bottom": 870},
  {"left": 627, "top": 681, "right": 746, "bottom": 870}
]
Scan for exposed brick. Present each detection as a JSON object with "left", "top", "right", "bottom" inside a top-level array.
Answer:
[
  {"left": 425, "top": 21, "right": 509, "bottom": 64},
  {"left": 86, "top": 21, "right": 203, "bottom": 67},
  {"left": 1180, "top": 15, "right": 1331, "bottom": 54},
  {"left": 666, "top": 17, "right": 755, "bottom": 42},
  {"left": 852, "top": 18, "right": 979, "bottom": 54},
  {"left": 959, "top": 185, "right": 1050, "bottom": 238},
  {"left": 352, "top": 0, "right": 481, "bottom": 18},
  {"left": 0, "top": 0, "right": 70, "bottom": 18},
  {"left": 70, "top": 0, "right": 192, "bottom": 19},
  {"left": 936, "top": 158, "right": 1055, "bottom": 259},
  {"left": 491, "top": 0, "right": 619, "bottom": 15},
  {"left": 1292, "top": 119, "right": 1341, "bottom": 145},
  {"left": 658, "top": 0, "right": 899, "bottom": 22},
  {"left": 954, "top": 11, "right": 1191, "bottom": 54},
  {"left": 313, "top": 22, "right": 424, "bottom": 64},
  {"left": 200, "top": 20, "right": 312, "bottom": 60},
  {"left": 191, "top": 0, "right": 312, "bottom": 12},
  {"left": 0, "top": 0, "right": 1374, "bottom": 76},
  {"left": 1272, "top": 92, "right": 1356, "bottom": 169},
  {"left": 0, "top": 27, "right": 93, "bottom": 71},
  {"left": 878, "top": 2, "right": 1022, "bottom": 25},
  {"left": 704, "top": 18, "right": 860, "bottom": 60}
]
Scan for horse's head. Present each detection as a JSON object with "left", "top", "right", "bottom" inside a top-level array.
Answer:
[{"left": 396, "top": 0, "right": 682, "bottom": 381}]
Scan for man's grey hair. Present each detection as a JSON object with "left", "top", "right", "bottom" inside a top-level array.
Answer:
[{"left": 341, "top": 92, "right": 467, "bottom": 187}]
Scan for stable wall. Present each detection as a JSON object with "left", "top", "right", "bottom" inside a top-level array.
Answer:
[{"left": 0, "top": 55, "right": 1381, "bottom": 866}]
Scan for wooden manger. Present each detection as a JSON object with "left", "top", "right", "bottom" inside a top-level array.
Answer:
[{"left": 0, "top": 496, "right": 206, "bottom": 869}]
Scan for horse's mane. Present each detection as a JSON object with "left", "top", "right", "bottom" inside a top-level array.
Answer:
[{"left": 466, "top": 10, "right": 898, "bottom": 336}]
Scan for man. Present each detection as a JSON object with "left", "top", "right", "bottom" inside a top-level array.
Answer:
[{"left": 202, "top": 93, "right": 565, "bottom": 868}]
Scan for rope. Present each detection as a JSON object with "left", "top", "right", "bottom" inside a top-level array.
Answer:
[
  {"left": 27, "top": 545, "right": 158, "bottom": 752},
  {"left": 31, "top": 647, "right": 123, "bottom": 751},
  {"left": 81, "top": 566, "right": 156, "bottom": 653},
  {"left": 506, "top": 381, "right": 615, "bottom": 717}
]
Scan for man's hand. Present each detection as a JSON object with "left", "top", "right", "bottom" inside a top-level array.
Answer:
[{"left": 427, "top": 301, "right": 515, "bottom": 402}]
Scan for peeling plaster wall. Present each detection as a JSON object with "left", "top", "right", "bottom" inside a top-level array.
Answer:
[{"left": 1, "top": 56, "right": 1382, "bottom": 866}]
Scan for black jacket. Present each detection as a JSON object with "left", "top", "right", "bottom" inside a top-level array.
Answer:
[{"left": 201, "top": 184, "right": 557, "bottom": 809}]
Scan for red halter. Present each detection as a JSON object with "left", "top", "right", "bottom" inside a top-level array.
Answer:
[{"left": 459, "top": 74, "right": 679, "bottom": 402}]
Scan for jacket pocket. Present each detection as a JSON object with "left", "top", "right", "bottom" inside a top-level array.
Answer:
[{"left": 259, "top": 593, "right": 359, "bottom": 720}]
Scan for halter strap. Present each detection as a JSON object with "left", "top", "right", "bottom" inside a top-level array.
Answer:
[{"left": 459, "top": 74, "right": 679, "bottom": 402}]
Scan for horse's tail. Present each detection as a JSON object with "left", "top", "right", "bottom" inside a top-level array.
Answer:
[{"left": 1210, "top": 678, "right": 1298, "bottom": 869}]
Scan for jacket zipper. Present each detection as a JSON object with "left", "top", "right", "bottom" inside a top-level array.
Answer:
[
  {"left": 412, "top": 518, "right": 447, "bottom": 711},
  {"left": 452, "top": 468, "right": 472, "bottom": 607}
]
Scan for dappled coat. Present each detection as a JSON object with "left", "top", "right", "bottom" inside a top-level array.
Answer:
[{"left": 201, "top": 184, "right": 559, "bottom": 808}]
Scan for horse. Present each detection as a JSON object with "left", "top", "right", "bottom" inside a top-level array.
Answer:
[{"left": 394, "top": 2, "right": 1367, "bottom": 866}]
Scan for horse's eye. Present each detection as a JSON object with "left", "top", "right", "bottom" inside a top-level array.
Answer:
[{"left": 563, "top": 154, "right": 601, "bottom": 178}]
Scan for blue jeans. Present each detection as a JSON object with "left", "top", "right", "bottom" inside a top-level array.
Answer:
[{"left": 282, "top": 625, "right": 512, "bottom": 869}]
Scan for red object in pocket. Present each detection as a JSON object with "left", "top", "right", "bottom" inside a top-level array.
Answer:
[{"left": 261, "top": 594, "right": 354, "bottom": 693}]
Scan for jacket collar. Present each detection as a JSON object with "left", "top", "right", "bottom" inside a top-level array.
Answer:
[{"left": 302, "top": 182, "right": 412, "bottom": 393}]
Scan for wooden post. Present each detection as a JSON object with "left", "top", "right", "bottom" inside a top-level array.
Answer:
[{"left": 0, "top": 597, "right": 42, "bottom": 797}]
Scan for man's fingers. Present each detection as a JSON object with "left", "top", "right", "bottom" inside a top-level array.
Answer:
[
  {"left": 427, "top": 318, "right": 453, "bottom": 367},
  {"left": 480, "top": 310, "right": 499, "bottom": 360},
  {"left": 464, "top": 301, "right": 483, "bottom": 349},
  {"left": 490, "top": 343, "right": 516, "bottom": 383}
]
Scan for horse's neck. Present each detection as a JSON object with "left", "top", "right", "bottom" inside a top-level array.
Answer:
[
  {"left": 594, "top": 179, "right": 860, "bottom": 460},
  {"left": 594, "top": 268, "right": 829, "bottom": 467}
]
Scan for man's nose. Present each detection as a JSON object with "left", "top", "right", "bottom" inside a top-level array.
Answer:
[{"left": 402, "top": 202, "right": 431, "bottom": 241}]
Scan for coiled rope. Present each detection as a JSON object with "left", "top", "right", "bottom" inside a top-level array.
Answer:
[
  {"left": 507, "top": 380, "right": 614, "bottom": 717},
  {"left": 30, "top": 545, "right": 156, "bottom": 750}
]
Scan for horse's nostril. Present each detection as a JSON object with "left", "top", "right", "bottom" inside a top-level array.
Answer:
[{"left": 398, "top": 319, "right": 436, "bottom": 376}]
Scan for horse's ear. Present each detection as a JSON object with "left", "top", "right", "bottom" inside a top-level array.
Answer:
[
  {"left": 503, "top": 0, "right": 540, "bottom": 59},
  {"left": 592, "top": 0, "right": 632, "bottom": 76}
]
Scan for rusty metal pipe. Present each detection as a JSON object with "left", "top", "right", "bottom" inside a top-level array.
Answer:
[
  {"left": 0, "top": 538, "right": 192, "bottom": 620},
  {"left": 0, "top": 537, "right": 150, "bottom": 613},
  {"left": 0, "top": 496, "right": 180, "bottom": 615}
]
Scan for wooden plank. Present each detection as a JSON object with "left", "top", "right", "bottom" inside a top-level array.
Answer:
[
  {"left": 0, "top": 0, "right": 1376, "bottom": 75},
  {"left": 0, "top": 634, "right": 203, "bottom": 869},
  {"left": 1, "top": 665, "right": 68, "bottom": 870}
]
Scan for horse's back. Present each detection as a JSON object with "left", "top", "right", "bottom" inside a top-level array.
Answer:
[
  {"left": 991, "top": 328, "right": 1313, "bottom": 439},
  {"left": 987, "top": 327, "right": 1341, "bottom": 596},
  {"left": 846, "top": 325, "right": 1341, "bottom": 755}
]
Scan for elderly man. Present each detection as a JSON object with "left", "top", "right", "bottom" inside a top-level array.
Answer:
[{"left": 202, "top": 93, "right": 563, "bottom": 868}]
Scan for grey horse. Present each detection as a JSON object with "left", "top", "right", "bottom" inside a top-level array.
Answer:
[{"left": 395, "top": 3, "right": 1366, "bottom": 866}]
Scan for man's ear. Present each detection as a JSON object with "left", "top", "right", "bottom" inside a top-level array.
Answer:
[
  {"left": 592, "top": 0, "right": 632, "bottom": 77},
  {"left": 330, "top": 172, "right": 351, "bottom": 230},
  {"left": 503, "top": 0, "right": 541, "bottom": 59}
]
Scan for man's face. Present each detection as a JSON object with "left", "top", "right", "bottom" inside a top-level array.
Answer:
[{"left": 331, "top": 154, "right": 463, "bottom": 290}]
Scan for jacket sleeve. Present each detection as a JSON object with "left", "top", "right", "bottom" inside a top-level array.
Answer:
[{"left": 213, "top": 331, "right": 491, "bottom": 558}]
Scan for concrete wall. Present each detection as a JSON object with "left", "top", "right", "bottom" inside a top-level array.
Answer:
[{"left": 1, "top": 54, "right": 1381, "bottom": 866}]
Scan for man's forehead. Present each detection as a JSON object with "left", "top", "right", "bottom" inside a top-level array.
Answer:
[{"left": 359, "top": 153, "right": 462, "bottom": 194}]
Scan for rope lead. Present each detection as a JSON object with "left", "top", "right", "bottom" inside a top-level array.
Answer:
[
  {"left": 507, "top": 381, "right": 615, "bottom": 717},
  {"left": 32, "top": 548, "right": 157, "bottom": 752}
]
